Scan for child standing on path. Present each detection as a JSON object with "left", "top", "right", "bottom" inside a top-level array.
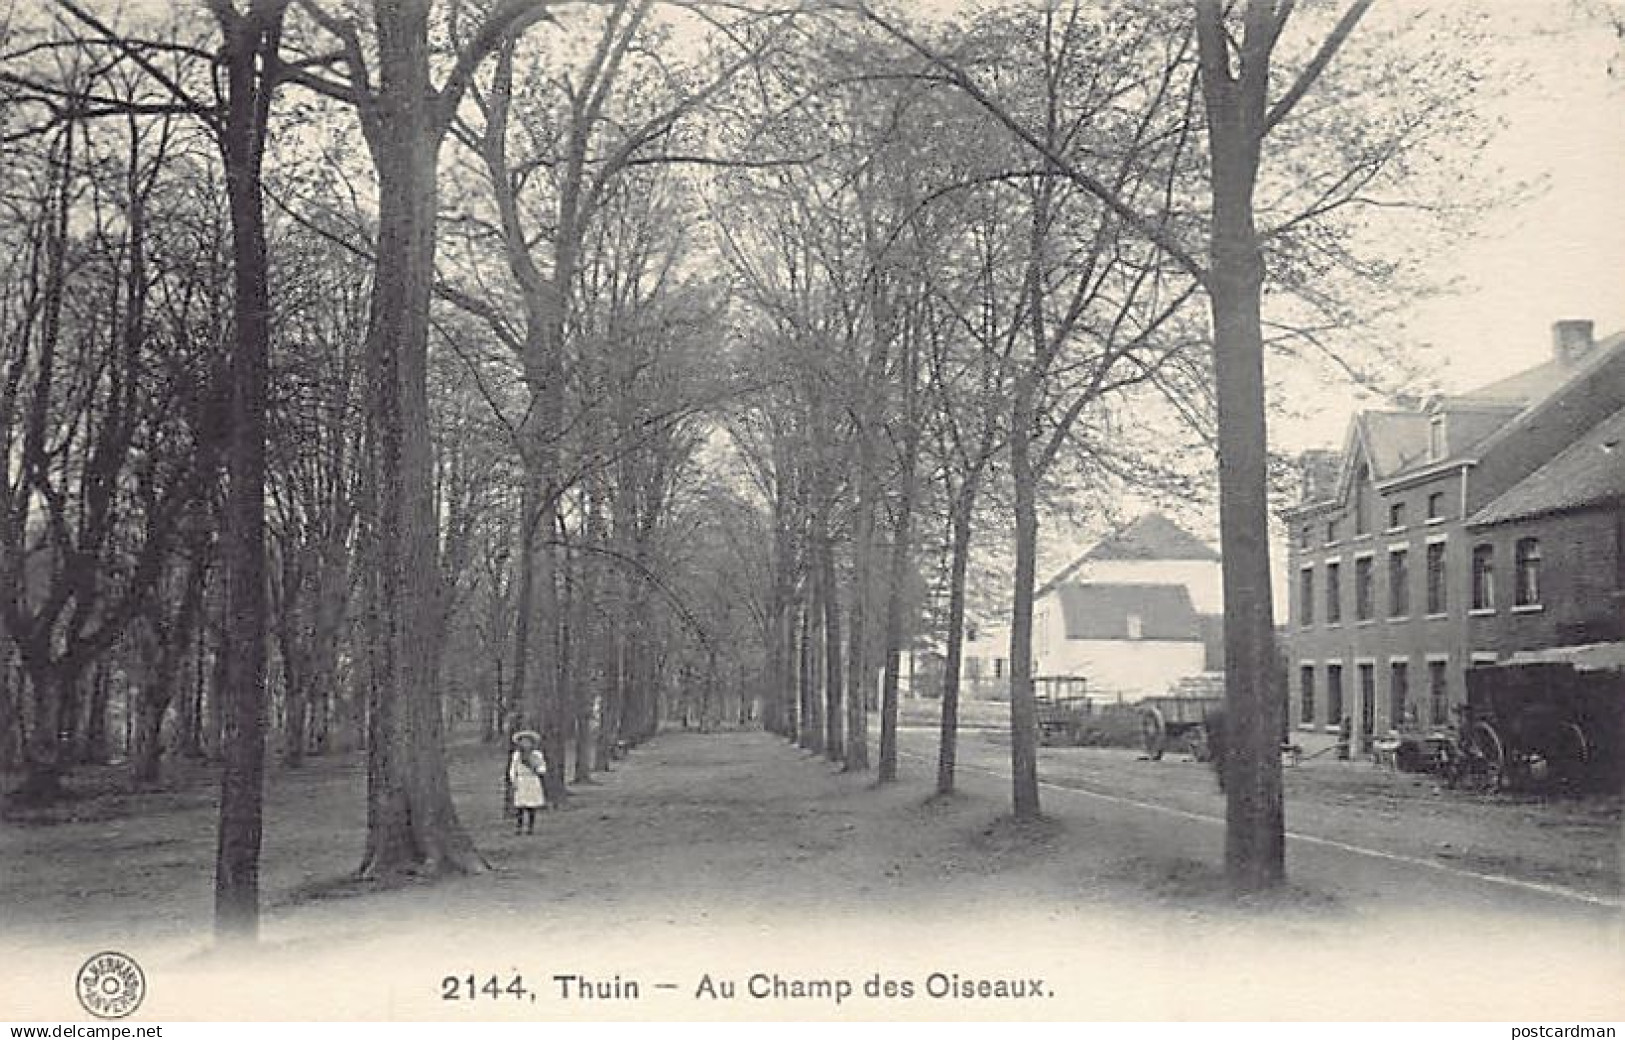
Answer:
[{"left": 507, "top": 730, "right": 547, "bottom": 835}]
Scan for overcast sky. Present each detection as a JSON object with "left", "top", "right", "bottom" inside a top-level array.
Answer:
[{"left": 1282, "top": 3, "right": 1624, "bottom": 450}]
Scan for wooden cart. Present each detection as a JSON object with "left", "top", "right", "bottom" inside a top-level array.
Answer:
[
  {"left": 1036, "top": 694, "right": 1091, "bottom": 746},
  {"left": 1451, "top": 651, "right": 1624, "bottom": 793},
  {"left": 1139, "top": 694, "right": 1225, "bottom": 761}
]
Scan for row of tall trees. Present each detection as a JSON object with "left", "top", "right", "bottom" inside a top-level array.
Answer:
[
  {"left": 718, "top": 0, "right": 1494, "bottom": 894},
  {"left": 0, "top": 0, "right": 1504, "bottom": 946},
  {"left": 0, "top": 0, "right": 762, "bottom": 938}
]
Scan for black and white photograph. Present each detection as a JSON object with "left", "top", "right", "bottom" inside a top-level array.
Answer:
[{"left": 0, "top": 0, "right": 1621, "bottom": 1025}]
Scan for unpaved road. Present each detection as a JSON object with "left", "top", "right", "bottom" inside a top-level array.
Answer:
[
  {"left": 897, "top": 724, "right": 1624, "bottom": 917},
  {"left": 3, "top": 729, "right": 1622, "bottom": 1020}
]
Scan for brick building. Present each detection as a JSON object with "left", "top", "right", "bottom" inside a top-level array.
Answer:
[
  {"left": 1283, "top": 320, "right": 1625, "bottom": 748},
  {"left": 1465, "top": 403, "right": 1625, "bottom": 656}
]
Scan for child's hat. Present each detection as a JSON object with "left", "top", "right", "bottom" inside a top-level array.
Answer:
[{"left": 511, "top": 729, "right": 541, "bottom": 745}]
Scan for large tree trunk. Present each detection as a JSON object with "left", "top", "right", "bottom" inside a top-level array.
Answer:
[
  {"left": 936, "top": 487, "right": 976, "bottom": 797},
  {"left": 277, "top": 550, "right": 309, "bottom": 769},
  {"left": 180, "top": 622, "right": 207, "bottom": 760},
  {"left": 819, "top": 534, "right": 844, "bottom": 763},
  {"left": 13, "top": 662, "right": 74, "bottom": 806},
  {"left": 305, "top": 548, "right": 348, "bottom": 756},
  {"left": 781, "top": 597, "right": 798, "bottom": 744},
  {"left": 798, "top": 602, "right": 822, "bottom": 754},
  {"left": 212, "top": 2, "right": 285, "bottom": 942},
  {"left": 844, "top": 466, "right": 874, "bottom": 772},
  {"left": 0, "top": 654, "right": 18, "bottom": 776},
  {"left": 355, "top": 1, "right": 481, "bottom": 878},
  {"left": 80, "top": 664, "right": 110, "bottom": 766},
  {"left": 509, "top": 481, "right": 536, "bottom": 739},
  {"left": 1197, "top": 0, "right": 1287, "bottom": 893},
  {"left": 532, "top": 507, "right": 568, "bottom": 801},
  {"left": 878, "top": 329, "right": 920, "bottom": 784},
  {"left": 130, "top": 687, "right": 167, "bottom": 786},
  {"left": 131, "top": 563, "right": 206, "bottom": 787},
  {"left": 1007, "top": 364, "right": 1041, "bottom": 820}
]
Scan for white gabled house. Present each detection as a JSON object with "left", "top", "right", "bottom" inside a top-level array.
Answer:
[{"left": 965, "top": 513, "right": 1225, "bottom": 703}]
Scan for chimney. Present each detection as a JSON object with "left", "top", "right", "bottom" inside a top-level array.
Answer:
[
  {"left": 1299, "top": 448, "right": 1341, "bottom": 502},
  {"left": 1552, "top": 319, "right": 1595, "bottom": 363}
]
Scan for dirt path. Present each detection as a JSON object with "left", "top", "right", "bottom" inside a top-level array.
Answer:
[
  {"left": 897, "top": 725, "right": 1624, "bottom": 909},
  {"left": 4, "top": 730, "right": 1623, "bottom": 1021}
]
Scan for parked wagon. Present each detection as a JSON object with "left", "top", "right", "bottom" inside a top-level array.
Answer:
[
  {"left": 1139, "top": 694, "right": 1225, "bottom": 761},
  {"left": 1035, "top": 694, "right": 1091, "bottom": 746},
  {"left": 1449, "top": 646, "right": 1624, "bottom": 793}
]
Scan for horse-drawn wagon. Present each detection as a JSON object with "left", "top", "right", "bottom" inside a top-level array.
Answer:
[
  {"left": 1139, "top": 693, "right": 1224, "bottom": 761},
  {"left": 1035, "top": 693, "right": 1091, "bottom": 745},
  {"left": 1448, "top": 646, "right": 1624, "bottom": 793}
]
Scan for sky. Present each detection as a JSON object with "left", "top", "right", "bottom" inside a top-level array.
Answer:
[
  {"left": 1278, "top": 3, "right": 1625, "bottom": 451},
  {"left": 1039, "top": 1, "right": 1624, "bottom": 592}
]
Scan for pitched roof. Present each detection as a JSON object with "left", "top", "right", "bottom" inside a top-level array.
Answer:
[
  {"left": 1035, "top": 513, "right": 1217, "bottom": 599},
  {"left": 1468, "top": 404, "right": 1625, "bottom": 527},
  {"left": 1296, "top": 331, "right": 1625, "bottom": 514},
  {"left": 1081, "top": 512, "right": 1218, "bottom": 563},
  {"left": 1051, "top": 583, "right": 1201, "bottom": 641},
  {"left": 1464, "top": 355, "right": 1600, "bottom": 405},
  {"left": 1357, "top": 411, "right": 1433, "bottom": 478},
  {"left": 1450, "top": 331, "right": 1625, "bottom": 466}
]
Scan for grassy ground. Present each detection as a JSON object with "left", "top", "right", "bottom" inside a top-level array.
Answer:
[{"left": 2, "top": 729, "right": 1622, "bottom": 1021}]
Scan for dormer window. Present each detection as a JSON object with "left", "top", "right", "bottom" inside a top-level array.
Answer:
[
  {"left": 1354, "top": 463, "right": 1371, "bottom": 536},
  {"left": 1428, "top": 415, "right": 1445, "bottom": 460}
]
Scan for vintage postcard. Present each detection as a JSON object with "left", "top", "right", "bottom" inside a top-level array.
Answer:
[{"left": 1, "top": 0, "right": 1621, "bottom": 1026}]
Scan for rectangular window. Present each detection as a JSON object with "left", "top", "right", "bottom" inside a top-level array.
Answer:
[
  {"left": 1327, "top": 664, "right": 1344, "bottom": 725},
  {"left": 1299, "top": 567, "right": 1315, "bottom": 627},
  {"left": 1326, "top": 561, "right": 1342, "bottom": 624},
  {"left": 1427, "top": 491, "right": 1446, "bottom": 521},
  {"left": 1514, "top": 537, "right": 1541, "bottom": 607},
  {"left": 1388, "top": 501, "right": 1406, "bottom": 530},
  {"left": 1325, "top": 519, "right": 1339, "bottom": 545},
  {"left": 1358, "top": 663, "right": 1376, "bottom": 741},
  {"left": 1299, "top": 525, "right": 1311, "bottom": 550},
  {"left": 1389, "top": 661, "right": 1410, "bottom": 729},
  {"left": 1300, "top": 665, "right": 1316, "bottom": 726},
  {"left": 1471, "top": 543, "right": 1496, "bottom": 611},
  {"left": 1428, "top": 660, "right": 1448, "bottom": 726},
  {"left": 1354, "top": 466, "right": 1371, "bottom": 536},
  {"left": 994, "top": 657, "right": 1005, "bottom": 679},
  {"left": 1355, "top": 556, "right": 1375, "bottom": 620},
  {"left": 1388, "top": 548, "right": 1409, "bottom": 617},
  {"left": 1426, "top": 541, "right": 1447, "bottom": 614}
]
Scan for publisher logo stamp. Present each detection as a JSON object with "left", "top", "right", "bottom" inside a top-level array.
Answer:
[{"left": 76, "top": 951, "right": 145, "bottom": 1019}]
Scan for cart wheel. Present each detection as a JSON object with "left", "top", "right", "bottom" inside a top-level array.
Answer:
[
  {"left": 1551, "top": 721, "right": 1592, "bottom": 788},
  {"left": 1468, "top": 721, "right": 1508, "bottom": 792},
  {"left": 1141, "top": 707, "right": 1167, "bottom": 761},
  {"left": 1185, "top": 724, "right": 1211, "bottom": 763}
]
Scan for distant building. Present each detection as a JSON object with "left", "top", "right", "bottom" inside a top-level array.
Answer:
[
  {"left": 1039, "top": 511, "right": 1224, "bottom": 614},
  {"left": 966, "top": 513, "right": 1224, "bottom": 703},
  {"left": 1283, "top": 320, "right": 1625, "bottom": 749},
  {"left": 1031, "top": 582, "right": 1206, "bottom": 703}
]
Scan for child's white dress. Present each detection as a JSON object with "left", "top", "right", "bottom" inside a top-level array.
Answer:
[{"left": 508, "top": 749, "right": 547, "bottom": 809}]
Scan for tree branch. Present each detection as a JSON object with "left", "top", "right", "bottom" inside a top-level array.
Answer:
[{"left": 1262, "top": 0, "right": 1374, "bottom": 134}]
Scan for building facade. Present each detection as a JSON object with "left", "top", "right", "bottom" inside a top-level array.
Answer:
[
  {"left": 967, "top": 513, "right": 1223, "bottom": 703},
  {"left": 1284, "top": 321, "right": 1625, "bottom": 748},
  {"left": 1465, "top": 404, "right": 1625, "bottom": 658}
]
